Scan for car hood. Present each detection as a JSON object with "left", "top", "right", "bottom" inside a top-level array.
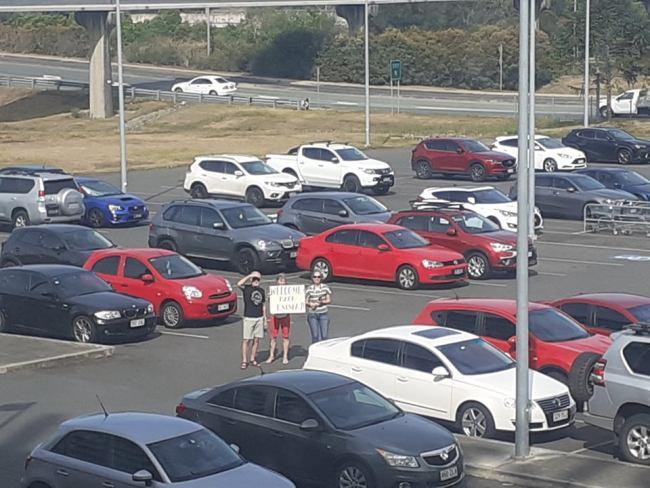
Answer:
[
  {"left": 585, "top": 188, "right": 638, "bottom": 201},
  {"left": 477, "top": 150, "right": 513, "bottom": 161},
  {"left": 88, "top": 193, "right": 146, "bottom": 206},
  {"left": 353, "top": 413, "right": 455, "bottom": 455},
  {"left": 173, "top": 462, "right": 293, "bottom": 487},
  {"left": 409, "top": 245, "right": 464, "bottom": 262},
  {"left": 261, "top": 173, "right": 299, "bottom": 184},
  {"left": 66, "top": 291, "right": 150, "bottom": 310},
  {"left": 549, "top": 147, "right": 585, "bottom": 158},
  {"left": 235, "top": 224, "right": 305, "bottom": 242},
  {"left": 549, "top": 333, "right": 612, "bottom": 356},
  {"left": 473, "top": 229, "right": 518, "bottom": 245},
  {"left": 64, "top": 250, "right": 95, "bottom": 267},
  {"left": 175, "top": 273, "right": 233, "bottom": 294},
  {"left": 458, "top": 368, "right": 568, "bottom": 400},
  {"left": 351, "top": 158, "right": 392, "bottom": 171},
  {"left": 623, "top": 183, "right": 650, "bottom": 197}
]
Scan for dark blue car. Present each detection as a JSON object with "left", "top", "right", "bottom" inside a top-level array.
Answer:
[
  {"left": 576, "top": 168, "right": 650, "bottom": 201},
  {"left": 76, "top": 177, "right": 149, "bottom": 227}
]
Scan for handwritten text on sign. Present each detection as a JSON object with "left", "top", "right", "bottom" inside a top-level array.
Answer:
[{"left": 269, "top": 284, "right": 306, "bottom": 315}]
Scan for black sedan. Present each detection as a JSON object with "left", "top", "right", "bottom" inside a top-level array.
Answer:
[
  {"left": 575, "top": 168, "right": 650, "bottom": 201},
  {"left": 0, "top": 265, "right": 156, "bottom": 343},
  {"left": 562, "top": 127, "right": 650, "bottom": 165},
  {"left": 177, "top": 370, "right": 464, "bottom": 488}
]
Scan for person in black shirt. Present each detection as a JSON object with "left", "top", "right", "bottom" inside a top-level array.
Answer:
[{"left": 237, "top": 271, "right": 266, "bottom": 369}]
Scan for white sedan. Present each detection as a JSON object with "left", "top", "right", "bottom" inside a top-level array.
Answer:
[
  {"left": 491, "top": 135, "right": 587, "bottom": 173},
  {"left": 172, "top": 76, "right": 237, "bottom": 96},
  {"left": 304, "top": 325, "right": 575, "bottom": 438}
]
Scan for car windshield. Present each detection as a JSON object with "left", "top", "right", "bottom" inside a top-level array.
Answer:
[
  {"left": 537, "top": 138, "right": 565, "bottom": 149},
  {"left": 452, "top": 213, "right": 501, "bottom": 234},
  {"left": 149, "top": 255, "right": 204, "bottom": 279},
  {"left": 571, "top": 175, "right": 605, "bottom": 191},
  {"left": 437, "top": 338, "right": 515, "bottom": 375},
  {"left": 342, "top": 196, "right": 387, "bottom": 215},
  {"left": 240, "top": 160, "right": 278, "bottom": 175},
  {"left": 630, "top": 304, "right": 650, "bottom": 322},
  {"left": 616, "top": 171, "right": 648, "bottom": 186},
  {"left": 383, "top": 229, "right": 428, "bottom": 249},
  {"left": 473, "top": 189, "right": 512, "bottom": 204},
  {"left": 221, "top": 206, "right": 271, "bottom": 229},
  {"left": 51, "top": 271, "right": 112, "bottom": 298},
  {"left": 607, "top": 129, "right": 635, "bottom": 140},
  {"left": 79, "top": 179, "right": 121, "bottom": 197},
  {"left": 335, "top": 148, "right": 367, "bottom": 161},
  {"left": 529, "top": 308, "right": 590, "bottom": 342},
  {"left": 62, "top": 230, "right": 115, "bottom": 251},
  {"left": 148, "top": 428, "right": 244, "bottom": 483},
  {"left": 462, "top": 140, "right": 490, "bottom": 152},
  {"left": 309, "top": 382, "right": 401, "bottom": 430}
]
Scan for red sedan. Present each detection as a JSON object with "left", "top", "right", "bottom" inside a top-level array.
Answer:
[
  {"left": 295, "top": 223, "right": 467, "bottom": 290},
  {"left": 550, "top": 293, "right": 650, "bottom": 336},
  {"left": 84, "top": 248, "right": 237, "bottom": 329}
]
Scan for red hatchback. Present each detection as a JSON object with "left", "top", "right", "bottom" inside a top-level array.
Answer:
[
  {"left": 550, "top": 293, "right": 650, "bottom": 336},
  {"left": 84, "top": 248, "right": 237, "bottom": 329},
  {"left": 388, "top": 206, "right": 537, "bottom": 279},
  {"left": 295, "top": 223, "right": 468, "bottom": 290},
  {"left": 413, "top": 298, "right": 611, "bottom": 402},
  {"left": 411, "top": 137, "right": 516, "bottom": 182}
]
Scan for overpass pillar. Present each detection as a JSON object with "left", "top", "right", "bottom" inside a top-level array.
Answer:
[{"left": 75, "top": 12, "right": 114, "bottom": 119}]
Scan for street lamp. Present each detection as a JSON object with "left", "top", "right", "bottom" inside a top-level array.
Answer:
[
  {"left": 583, "top": 0, "right": 591, "bottom": 126},
  {"left": 364, "top": 0, "right": 370, "bottom": 147},
  {"left": 115, "top": 0, "right": 128, "bottom": 192}
]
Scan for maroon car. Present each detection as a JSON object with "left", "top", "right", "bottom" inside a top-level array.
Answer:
[
  {"left": 411, "top": 137, "right": 516, "bottom": 182},
  {"left": 389, "top": 205, "right": 536, "bottom": 279}
]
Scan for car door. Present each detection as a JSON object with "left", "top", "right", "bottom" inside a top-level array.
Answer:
[
  {"left": 221, "top": 161, "right": 247, "bottom": 198},
  {"left": 48, "top": 430, "right": 114, "bottom": 488},
  {"left": 438, "top": 309, "right": 481, "bottom": 335},
  {"left": 108, "top": 435, "right": 163, "bottom": 488},
  {"left": 321, "top": 198, "right": 350, "bottom": 231},
  {"left": 356, "top": 230, "right": 391, "bottom": 280},
  {"left": 613, "top": 91, "right": 635, "bottom": 115},
  {"left": 112, "top": 257, "right": 157, "bottom": 305},
  {"left": 348, "top": 338, "right": 401, "bottom": 401},
  {"left": 551, "top": 176, "right": 581, "bottom": 217},
  {"left": 444, "top": 140, "right": 467, "bottom": 173},
  {"left": 89, "top": 255, "right": 121, "bottom": 288},
  {"left": 317, "top": 148, "right": 343, "bottom": 187},
  {"left": 291, "top": 198, "right": 325, "bottom": 234},
  {"left": 197, "top": 160, "right": 227, "bottom": 196},
  {"left": 299, "top": 147, "right": 326, "bottom": 186},
  {"left": 324, "top": 229, "right": 359, "bottom": 277},
  {"left": 173, "top": 205, "right": 202, "bottom": 256},
  {"left": 593, "top": 130, "right": 617, "bottom": 162},
  {"left": 572, "top": 130, "right": 596, "bottom": 160},
  {"left": 189, "top": 77, "right": 210, "bottom": 94},
  {"left": 422, "top": 140, "right": 447, "bottom": 173},
  {"left": 0, "top": 177, "right": 12, "bottom": 223},
  {"left": 479, "top": 312, "right": 516, "bottom": 356},
  {"left": 28, "top": 277, "right": 73, "bottom": 339},
  {"left": 10, "top": 230, "right": 45, "bottom": 264},
  {"left": 0, "top": 269, "right": 32, "bottom": 329},
  {"left": 40, "top": 230, "right": 68, "bottom": 265},
  {"left": 199, "top": 207, "right": 233, "bottom": 260},
  {"left": 533, "top": 175, "right": 555, "bottom": 215}
]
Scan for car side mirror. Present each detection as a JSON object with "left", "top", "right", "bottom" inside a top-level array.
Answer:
[
  {"left": 53, "top": 245, "right": 66, "bottom": 253},
  {"left": 330, "top": 157, "right": 339, "bottom": 163},
  {"left": 507, "top": 336, "right": 517, "bottom": 352},
  {"left": 446, "top": 228, "right": 457, "bottom": 236},
  {"left": 141, "top": 273, "right": 154, "bottom": 283},
  {"left": 132, "top": 470, "right": 153, "bottom": 487},
  {"left": 300, "top": 418, "right": 321, "bottom": 432},
  {"left": 467, "top": 197, "right": 476, "bottom": 204},
  {"left": 338, "top": 209, "right": 349, "bottom": 217},
  {"left": 213, "top": 222, "right": 225, "bottom": 230},
  {"left": 566, "top": 187, "right": 577, "bottom": 193},
  {"left": 613, "top": 182, "right": 621, "bottom": 189},
  {"left": 377, "top": 243, "right": 390, "bottom": 252},
  {"left": 432, "top": 366, "right": 451, "bottom": 381},
  {"left": 234, "top": 170, "right": 244, "bottom": 177},
  {"left": 456, "top": 148, "right": 464, "bottom": 154},
  {"left": 230, "top": 443, "right": 240, "bottom": 454}
]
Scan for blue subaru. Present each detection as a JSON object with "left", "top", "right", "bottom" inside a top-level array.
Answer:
[{"left": 76, "top": 177, "right": 149, "bottom": 228}]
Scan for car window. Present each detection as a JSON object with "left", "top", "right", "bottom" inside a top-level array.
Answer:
[
  {"left": 444, "top": 141, "right": 461, "bottom": 152},
  {"left": 578, "top": 130, "right": 595, "bottom": 139},
  {"left": 559, "top": 303, "right": 590, "bottom": 325},
  {"left": 429, "top": 190, "right": 450, "bottom": 200},
  {"left": 233, "top": 386, "right": 274, "bottom": 417},
  {"left": 162, "top": 205, "right": 180, "bottom": 222},
  {"left": 623, "top": 342, "right": 650, "bottom": 376},
  {"left": 0, "top": 269, "right": 31, "bottom": 294},
  {"left": 553, "top": 177, "right": 575, "bottom": 190},
  {"left": 322, "top": 199, "right": 345, "bottom": 215},
  {"left": 443, "top": 310, "right": 479, "bottom": 334},
  {"left": 275, "top": 389, "right": 316, "bottom": 424},
  {"left": 51, "top": 430, "right": 111, "bottom": 467},
  {"left": 124, "top": 258, "right": 150, "bottom": 279},
  {"left": 447, "top": 191, "right": 471, "bottom": 203},
  {"left": 397, "top": 215, "right": 429, "bottom": 232},
  {"left": 40, "top": 232, "right": 63, "bottom": 250},
  {"left": 221, "top": 206, "right": 271, "bottom": 229},
  {"left": 191, "top": 78, "right": 209, "bottom": 85},
  {"left": 536, "top": 175, "right": 553, "bottom": 187},
  {"left": 598, "top": 173, "right": 614, "bottom": 185},
  {"left": 361, "top": 338, "right": 400, "bottom": 365},
  {"left": 437, "top": 338, "right": 516, "bottom": 375},
  {"left": 430, "top": 216, "right": 452, "bottom": 233},
  {"left": 200, "top": 160, "right": 225, "bottom": 173},
  {"left": 91, "top": 256, "right": 120, "bottom": 276},
  {"left": 483, "top": 313, "right": 514, "bottom": 341},
  {"left": 200, "top": 208, "right": 224, "bottom": 228},
  {"left": 111, "top": 435, "right": 160, "bottom": 480},
  {"left": 43, "top": 179, "right": 77, "bottom": 195},
  {"left": 180, "top": 206, "right": 201, "bottom": 226},
  {"left": 0, "top": 177, "right": 35, "bottom": 194},
  {"left": 18, "top": 229, "right": 43, "bottom": 246},
  {"left": 351, "top": 339, "right": 365, "bottom": 358},
  {"left": 357, "top": 231, "right": 385, "bottom": 249},
  {"left": 207, "top": 388, "right": 235, "bottom": 408},
  {"left": 594, "top": 131, "right": 609, "bottom": 141},
  {"left": 291, "top": 198, "right": 322, "bottom": 212},
  {"left": 594, "top": 306, "right": 630, "bottom": 331},
  {"left": 401, "top": 342, "right": 443, "bottom": 373},
  {"left": 302, "top": 148, "right": 321, "bottom": 160},
  {"left": 320, "top": 149, "right": 337, "bottom": 162},
  {"left": 529, "top": 308, "right": 589, "bottom": 342},
  {"left": 424, "top": 140, "right": 446, "bottom": 151},
  {"left": 222, "top": 162, "right": 238, "bottom": 175},
  {"left": 325, "top": 229, "right": 359, "bottom": 245},
  {"left": 499, "top": 138, "right": 518, "bottom": 148}
]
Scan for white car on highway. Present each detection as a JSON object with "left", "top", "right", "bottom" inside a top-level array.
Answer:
[
  {"left": 184, "top": 155, "right": 301, "bottom": 207},
  {"left": 172, "top": 76, "right": 237, "bottom": 96},
  {"left": 304, "top": 325, "right": 576, "bottom": 438},
  {"left": 416, "top": 186, "right": 544, "bottom": 232},
  {"left": 491, "top": 135, "right": 587, "bottom": 173}
]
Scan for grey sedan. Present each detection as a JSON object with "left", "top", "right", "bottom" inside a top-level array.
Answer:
[
  {"left": 21, "top": 412, "right": 294, "bottom": 488},
  {"left": 277, "top": 192, "right": 393, "bottom": 235}
]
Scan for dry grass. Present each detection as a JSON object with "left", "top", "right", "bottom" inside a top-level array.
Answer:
[{"left": 539, "top": 75, "right": 650, "bottom": 95}]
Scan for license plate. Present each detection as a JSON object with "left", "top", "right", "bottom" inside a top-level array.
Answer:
[
  {"left": 553, "top": 409, "right": 569, "bottom": 422},
  {"left": 507, "top": 168, "right": 515, "bottom": 173},
  {"left": 217, "top": 303, "right": 230, "bottom": 311},
  {"left": 453, "top": 268, "right": 464, "bottom": 275},
  {"left": 290, "top": 251, "right": 297, "bottom": 258},
  {"left": 381, "top": 176, "right": 392, "bottom": 182},
  {"left": 130, "top": 318, "right": 145, "bottom": 328},
  {"left": 133, "top": 213, "right": 143, "bottom": 219},
  {"left": 440, "top": 466, "right": 458, "bottom": 481}
]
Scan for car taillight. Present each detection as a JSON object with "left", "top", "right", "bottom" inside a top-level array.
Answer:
[
  {"left": 175, "top": 403, "right": 186, "bottom": 416},
  {"left": 37, "top": 190, "right": 45, "bottom": 200},
  {"left": 149, "top": 224, "right": 155, "bottom": 232},
  {"left": 416, "top": 195, "right": 423, "bottom": 202},
  {"left": 277, "top": 209, "right": 283, "bottom": 218},
  {"left": 591, "top": 359, "right": 607, "bottom": 386}
]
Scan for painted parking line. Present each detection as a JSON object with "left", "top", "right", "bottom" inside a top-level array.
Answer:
[
  {"left": 328, "top": 284, "right": 440, "bottom": 299},
  {"left": 569, "top": 439, "right": 614, "bottom": 455},
  {"left": 538, "top": 241, "right": 650, "bottom": 254},
  {"left": 538, "top": 257, "right": 624, "bottom": 267},
  {"left": 158, "top": 331, "right": 211, "bottom": 339},
  {"left": 471, "top": 281, "right": 508, "bottom": 287},
  {"left": 329, "top": 304, "right": 371, "bottom": 311},
  {"left": 535, "top": 271, "right": 568, "bottom": 277}
]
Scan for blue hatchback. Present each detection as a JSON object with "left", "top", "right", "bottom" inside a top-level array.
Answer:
[{"left": 76, "top": 177, "right": 149, "bottom": 227}]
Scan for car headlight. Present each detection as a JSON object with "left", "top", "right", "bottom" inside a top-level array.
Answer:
[
  {"left": 490, "top": 242, "right": 514, "bottom": 252},
  {"left": 499, "top": 209, "right": 517, "bottom": 217},
  {"left": 504, "top": 397, "right": 516, "bottom": 408},
  {"left": 225, "top": 279, "right": 233, "bottom": 292},
  {"left": 257, "top": 239, "right": 277, "bottom": 250},
  {"left": 363, "top": 168, "right": 377, "bottom": 174},
  {"left": 376, "top": 449, "right": 420, "bottom": 468},
  {"left": 265, "top": 181, "right": 281, "bottom": 187},
  {"left": 602, "top": 198, "right": 614, "bottom": 204},
  {"left": 182, "top": 286, "right": 203, "bottom": 300},
  {"left": 146, "top": 303, "right": 154, "bottom": 314},
  {"left": 108, "top": 204, "right": 123, "bottom": 213},
  {"left": 484, "top": 159, "right": 499, "bottom": 165},
  {"left": 557, "top": 153, "right": 572, "bottom": 158},
  {"left": 422, "top": 259, "right": 443, "bottom": 269},
  {"left": 634, "top": 144, "right": 644, "bottom": 149},
  {"left": 94, "top": 310, "right": 121, "bottom": 320}
]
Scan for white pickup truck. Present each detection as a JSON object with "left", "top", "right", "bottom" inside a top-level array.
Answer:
[
  {"left": 599, "top": 89, "right": 650, "bottom": 117},
  {"left": 265, "top": 142, "right": 395, "bottom": 194}
]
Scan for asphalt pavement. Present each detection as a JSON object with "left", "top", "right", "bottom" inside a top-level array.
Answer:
[{"left": 1, "top": 149, "right": 650, "bottom": 487}]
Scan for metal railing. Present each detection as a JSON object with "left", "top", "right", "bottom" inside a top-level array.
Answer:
[{"left": 584, "top": 200, "right": 650, "bottom": 236}]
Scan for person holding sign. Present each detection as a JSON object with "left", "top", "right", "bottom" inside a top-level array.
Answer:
[
  {"left": 266, "top": 274, "right": 292, "bottom": 365},
  {"left": 237, "top": 271, "right": 266, "bottom": 369},
  {"left": 305, "top": 271, "right": 332, "bottom": 343}
]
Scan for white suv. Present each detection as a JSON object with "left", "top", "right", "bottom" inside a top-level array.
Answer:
[
  {"left": 491, "top": 135, "right": 587, "bottom": 173},
  {"left": 183, "top": 155, "right": 302, "bottom": 207}
]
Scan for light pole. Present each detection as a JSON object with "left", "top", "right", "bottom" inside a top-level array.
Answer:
[
  {"left": 583, "top": 0, "right": 591, "bottom": 126},
  {"left": 528, "top": 0, "right": 536, "bottom": 241},
  {"left": 364, "top": 0, "right": 370, "bottom": 147},
  {"left": 115, "top": 0, "right": 127, "bottom": 192}
]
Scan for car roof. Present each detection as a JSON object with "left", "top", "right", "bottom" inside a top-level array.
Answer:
[
  {"left": 290, "top": 191, "right": 366, "bottom": 200},
  {"left": 61, "top": 412, "right": 201, "bottom": 445},
  {"left": 396, "top": 207, "right": 469, "bottom": 217},
  {"left": 237, "top": 370, "right": 355, "bottom": 395},
  {"left": 425, "top": 298, "right": 550, "bottom": 314},
  {"left": 89, "top": 248, "right": 175, "bottom": 260},
  {"left": 195, "top": 155, "right": 261, "bottom": 163},
  {"left": 357, "top": 325, "right": 475, "bottom": 346},
  {"left": 495, "top": 135, "right": 550, "bottom": 142},
  {"left": 308, "top": 143, "right": 356, "bottom": 150},
  {"left": 577, "top": 167, "right": 628, "bottom": 174},
  {"left": 17, "top": 224, "right": 90, "bottom": 234},
  {"left": 167, "top": 199, "right": 250, "bottom": 210},
  {"left": 557, "top": 293, "right": 650, "bottom": 308},
  {"left": 424, "top": 137, "right": 473, "bottom": 142},
  {"left": 5, "top": 264, "right": 84, "bottom": 277},
  {"left": 75, "top": 176, "right": 114, "bottom": 183},
  {"left": 426, "top": 186, "right": 496, "bottom": 193},
  {"left": 327, "top": 223, "right": 405, "bottom": 233}
]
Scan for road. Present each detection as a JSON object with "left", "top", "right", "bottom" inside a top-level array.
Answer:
[
  {"left": 2, "top": 150, "right": 650, "bottom": 487},
  {"left": 0, "top": 54, "right": 585, "bottom": 118}
]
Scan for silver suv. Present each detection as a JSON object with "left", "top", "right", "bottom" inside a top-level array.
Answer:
[
  {"left": 585, "top": 323, "right": 650, "bottom": 465},
  {"left": 0, "top": 171, "right": 85, "bottom": 228}
]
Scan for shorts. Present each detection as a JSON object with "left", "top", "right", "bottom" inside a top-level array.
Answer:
[
  {"left": 270, "top": 315, "right": 291, "bottom": 339},
  {"left": 243, "top": 317, "right": 265, "bottom": 340}
]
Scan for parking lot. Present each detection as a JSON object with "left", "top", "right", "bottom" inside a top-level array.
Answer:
[{"left": 1, "top": 148, "right": 650, "bottom": 487}]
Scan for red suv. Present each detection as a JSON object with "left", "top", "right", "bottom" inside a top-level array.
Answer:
[
  {"left": 388, "top": 205, "right": 537, "bottom": 279},
  {"left": 413, "top": 298, "right": 611, "bottom": 402},
  {"left": 84, "top": 248, "right": 237, "bottom": 329},
  {"left": 550, "top": 293, "right": 650, "bottom": 336},
  {"left": 411, "top": 137, "right": 516, "bottom": 182}
]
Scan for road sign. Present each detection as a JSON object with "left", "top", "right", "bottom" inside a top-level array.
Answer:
[{"left": 390, "top": 60, "right": 401, "bottom": 81}]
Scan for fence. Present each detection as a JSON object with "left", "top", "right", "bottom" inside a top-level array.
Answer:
[{"left": 584, "top": 201, "right": 650, "bottom": 237}]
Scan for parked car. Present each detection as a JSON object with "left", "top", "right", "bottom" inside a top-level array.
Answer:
[
  {"left": 598, "top": 88, "right": 650, "bottom": 117},
  {"left": 177, "top": 370, "right": 465, "bottom": 488},
  {"left": 76, "top": 177, "right": 149, "bottom": 227},
  {"left": 0, "top": 224, "right": 116, "bottom": 267},
  {"left": 510, "top": 173, "right": 638, "bottom": 220},
  {"left": 575, "top": 168, "right": 650, "bottom": 200},
  {"left": 416, "top": 186, "right": 544, "bottom": 232},
  {"left": 562, "top": 128, "right": 650, "bottom": 165},
  {"left": 148, "top": 199, "right": 304, "bottom": 275},
  {"left": 0, "top": 265, "right": 155, "bottom": 343},
  {"left": 305, "top": 325, "right": 575, "bottom": 439},
  {"left": 21, "top": 412, "right": 294, "bottom": 488},
  {"left": 278, "top": 192, "right": 392, "bottom": 235},
  {"left": 550, "top": 293, "right": 650, "bottom": 336},
  {"left": 172, "top": 75, "right": 237, "bottom": 96},
  {"left": 0, "top": 164, "right": 67, "bottom": 175},
  {"left": 413, "top": 298, "right": 612, "bottom": 403},
  {"left": 388, "top": 205, "right": 536, "bottom": 279},
  {"left": 411, "top": 137, "right": 516, "bottom": 181},
  {"left": 584, "top": 323, "right": 650, "bottom": 464},
  {"left": 491, "top": 135, "right": 587, "bottom": 172},
  {"left": 0, "top": 170, "right": 84, "bottom": 228},
  {"left": 183, "top": 155, "right": 301, "bottom": 207},
  {"left": 296, "top": 223, "right": 467, "bottom": 290},
  {"left": 85, "top": 248, "right": 237, "bottom": 329},
  {"left": 266, "top": 142, "right": 395, "bottom": 194}
]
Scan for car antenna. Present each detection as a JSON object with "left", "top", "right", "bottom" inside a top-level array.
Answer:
[
  {"left": 256, "top": 364, "right": 265, "bottom": 376},
  {"left": 452, "top": 291, "right": 459, "bottom": 301},
  {"left": 96, "top": 394, "right": 110, "bottom": 419}
]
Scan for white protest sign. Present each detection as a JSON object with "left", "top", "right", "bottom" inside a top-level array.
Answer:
[{"left": 269, "top": 284, "right": 306, "bottom": 315}]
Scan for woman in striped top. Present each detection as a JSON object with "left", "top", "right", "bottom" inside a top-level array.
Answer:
[{"left": 305, "top": 271, "right": 332, "bottom": 343}]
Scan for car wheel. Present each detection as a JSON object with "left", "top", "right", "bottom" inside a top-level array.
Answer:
[
  {"left": 311, "top": 258, "right": 332, "bottom": 282},
  {"left": 466, "top": 252, "right": 491, "bottom": 280},
  {"left": 470, "top": 163, "right": 486, "bottom": 182},
  {"left": 174, "top": 87, "right": 183, "bottom": 93},
  {"left": 342, "top": 175, "right": 362, "bottom": 193},
  {"left": 209, "top": 90, "right": 217, "bottom": 96},
  {"left": 568, "top": 352, "right": 602, "bottom": 403},
  {"left": 396, "top": 265, "right": 419, "bottom": 290},
  {"left": 245, "top": 187, "right": 265, "bottom": 207},
  {"left": 415, "top": 159, "right": 433, "bottom": 179},
  {"left": 87, "top": 208, "right": 105, "bottom": 228},
  {"left": 12, "top": 209, "right": 30, "bottom": 229},
  {"left": 618, "top": 149, "right": 632, "bottom": 165},
  {"left": 458, "top": 402, "right": 496, "bottom": 438},
  {"left": 619, "top": 413, "right": 650, "bottom": 465},
  {"left": 583, "top": 202, "right": 597, "bottom": 220},
  {"left": 599, "top": 106, "right": 609, "bottom": 119},
  {"left": 335, "top": 462, "right": 373, "bottom": 488},
  {"left": 0, "top": 310, "right": 10, "bottom": 333},
  {"left": 161, "top": 301, "right": 184, "bottom": 329},
  {"left": 157, "top": 239, "right": 177, "bottom": 252},
  {"left": 237, "top": 248, "right": 260, "bottom": 275},
  {"left": 543, "top": 158, "right": 558, "bottom": 172},
  {"left": 72, "top": 315, "right": 96, "bottom": 343},
  {"left": 190, "top": 183, "right": 208, "bottom": 199},
  {"left": 371, "top": 184, "right": 390, "bottom": 195}
]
